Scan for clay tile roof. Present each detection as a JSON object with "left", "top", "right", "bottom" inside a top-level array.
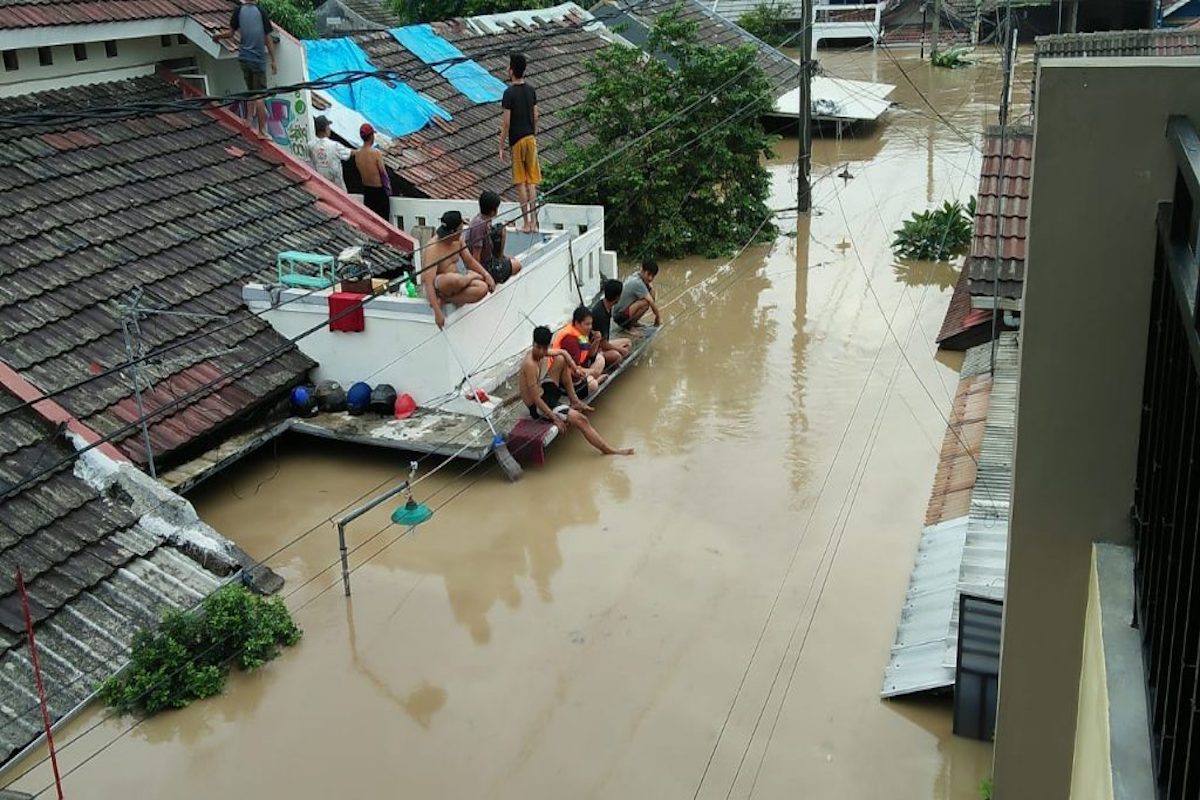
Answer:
[
  {"left": 966, "top": 127, "right": 1033, "bottom": 302},
  {"left": 353, "top": 10, "right": 616, "bottom": 200},
  {"left": 0, "top": 75, "right": 411, "bottom": 468},
  {"left": 0, "top": 0, "right": 229, "bottom": 30},
  {"left": 0, "top": 385, "right": 233, "bottom": 764}
]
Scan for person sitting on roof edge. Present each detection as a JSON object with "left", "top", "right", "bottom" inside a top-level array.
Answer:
[
  {"left": 308, "top": 115, "right": 351, "bottom": 191},
  {"left": 467, "top": 190, "right": 522, "bottom": 285},
  {"left": 216, "top": 0, "right": 277, "bottom": 137},
  {"left": 520, "top": 326, "right": 633, "bottom": 456},
  {"left": 613, "top": 259, "right": 662, "bottom": 330},
  {"left": 554, "top": 306, "right": 609, "bottom": 389},
  {"left": 355, "top": 123, "right": 391, "bottom": 222},
  {"left": 591, "top": 278, "right": 632, "bottom": 370},
  {"left": 421, "top": 210, "right": 494, "bottom": 329}
]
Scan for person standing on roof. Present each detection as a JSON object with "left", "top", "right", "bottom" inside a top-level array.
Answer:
[
  {"left": 499, "top": 52, "right": 541, "bottom": 234},
  {"left": 354, "top": 123, "right": 392, "bottom": 221},
  {"left": 218, "top": 0, "right": 276, "bottom": 137},
  {"left": 308, "top": 115, "right": 351, "bottom": 190}
]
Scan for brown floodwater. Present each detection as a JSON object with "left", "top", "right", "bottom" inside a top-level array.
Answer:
[{"left": 7, "top": 47, "right": 1019, "bottom": 799}]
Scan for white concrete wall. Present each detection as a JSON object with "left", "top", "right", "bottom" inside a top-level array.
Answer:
[
  {"left": 244, "top": 231, "right": 592, "bottom": 415},
  {"left": 0, "top": 35, "right": 198, "bottom": 96}
]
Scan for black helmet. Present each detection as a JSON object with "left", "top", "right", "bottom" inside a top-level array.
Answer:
[
  {"left": 314, "top": 380, "right": 347, "bottom": 413},
  {"left": 370, "top": 383, "right": 398, "bottom": 416}
]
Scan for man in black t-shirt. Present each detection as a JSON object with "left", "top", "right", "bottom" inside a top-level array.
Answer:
[
  {"left": 591, "top": 278, "right": 632, "bottom": 369},
  {"left": 499, "top": 52, "right": 541, "bottom": 233}
]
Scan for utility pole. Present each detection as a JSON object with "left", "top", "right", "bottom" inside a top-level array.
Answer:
[
  {"left": 798, "top": 0, "right": 813, "bottom": 213},
  {"left": 119, "top": 290, "right": 157, "bottom": 480},
  {"left": 931, "top": 0, "right": 941, "bottom": 57}
]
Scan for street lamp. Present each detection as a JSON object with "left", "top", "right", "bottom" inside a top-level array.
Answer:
[{"left": 336, "top": 462, "right": 432, "bottom": 596}]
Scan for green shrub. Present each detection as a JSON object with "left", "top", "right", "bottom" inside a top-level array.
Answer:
[
  {"left": 99, "top": 585, "right": 302, "bottom": 716},
  {"left": 738, "top": 3, "right": 791, "bottom": 48},
  {"left": 932, "top": 46, "right": 974, "bottom": 69},
  {"left": 891, "top": 197, "right": 976, "bottom": 261},
  {"left": 260, "top": 0, "right": 318, "bottom": 39},
  {"left": 387, "top": 0, "right": 554, "bottom": 24},
  {"left": 980, "top": 775, "right": 993, "bottom": 800}
]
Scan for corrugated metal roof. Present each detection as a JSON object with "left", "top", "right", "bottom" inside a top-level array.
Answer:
[
  {"left": 883, "top": 333, "right": 1018, "bottom": 698},
  {"left": 937, "top": 268, "right": 993, "bottom": 349},
  {"left": 966, "top": 129, "right": 1033, "bottom": 302},
  {"left": 925, "top": 367, "right": 991, "bottom": 526}
]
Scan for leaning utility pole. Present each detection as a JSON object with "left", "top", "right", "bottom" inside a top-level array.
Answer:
[{"left": 798, "top": 0, "right": 813, "bottom": 213}]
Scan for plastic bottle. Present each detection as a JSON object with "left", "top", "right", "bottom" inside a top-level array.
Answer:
[{"left": 405, "top": 277, "right": 419, "bottom": 298}]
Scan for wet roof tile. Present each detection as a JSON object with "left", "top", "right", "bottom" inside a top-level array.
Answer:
[
  {"left": 966, "top": 127, "right": 1032, "bottom": 302},
  {"left": 0, "top": 75, "right": 414, "bottom": 466}
]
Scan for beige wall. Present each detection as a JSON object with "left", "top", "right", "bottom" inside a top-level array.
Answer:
[
  {"left": 994, "top": 57, "right": 1200, "bottom": 799},
  {"left": 1068, "top": 550, "right": 1113, "bottom": 800}
]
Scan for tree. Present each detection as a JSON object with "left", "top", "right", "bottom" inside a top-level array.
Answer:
[
  {"left": 387, "top": 0, "right": 554, "bottom": 24},
  {"left": 738, "top": 2, "right": 791, "bottom": 48},
  {"left": 261, "top": 0, "right": 318, "bottom": 39},
  {"left": 543, "top": 8, "right": 778, "bottom": 259}
]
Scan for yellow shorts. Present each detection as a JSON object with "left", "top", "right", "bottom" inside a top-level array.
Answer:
[{"left": 511, "top": 135, "right": 541, "bottom": 186}]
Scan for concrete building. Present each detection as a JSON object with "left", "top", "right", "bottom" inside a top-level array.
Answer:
[{"left": 991, "top": 55, "right": 1200, "bottom": 799}]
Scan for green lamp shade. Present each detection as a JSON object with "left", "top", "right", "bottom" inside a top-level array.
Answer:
[{"left": 392, "top": 498, "right": 433, "bottom": 526}]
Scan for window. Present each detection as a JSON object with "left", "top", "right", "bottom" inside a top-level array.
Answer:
[
  {"left": 37, "top": 47, "right": 52, "bottom": 67},
  {"left": 160, "top": 35, "right": 172, "bottom": 48},
  {"left": 176, "top": 34, "right": 187, "bottom": 45},
  {"left": 1, "top": 50, "right": 16, "bottom": 72},
  {"left": 104, "top": 40, "right": 118, "bottom": 58},
  {"left": 73, "top": 43, "right": 87, "bottom": 61}
]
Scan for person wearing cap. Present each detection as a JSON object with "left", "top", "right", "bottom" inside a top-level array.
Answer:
[
  {"left": 215, "top": 0, "right": 276, "bottom": 136},
  {"left": 420, "top": 209, "right": 495, "bottom": 328},
  {"left": 354, "top": 123, "right": 391, "bottom": 221},
  {"left": 308, "top": 115, "right": 351, "bottom": 190}
]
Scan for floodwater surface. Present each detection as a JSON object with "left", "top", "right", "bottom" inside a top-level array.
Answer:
[{"left": 8, "top": 48, "right": 1015, "bottom": 799}]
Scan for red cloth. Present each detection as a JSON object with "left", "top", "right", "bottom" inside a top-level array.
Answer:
[
  {"left": 508, "top": 418, "right": 552, "bottom": 465},
  {"left": 328, "top": 292, "right": 366, "bottom": 332}
]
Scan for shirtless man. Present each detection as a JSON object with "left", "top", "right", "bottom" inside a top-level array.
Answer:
[
  {"left": 520, "top": 326, "right": 633, "bottom": 456},
  {"left": 354, "top": 123, "right": 390, "bottom": 221},
  {"left": 421, "top": 210, "right": 495, "bottom": 329}
]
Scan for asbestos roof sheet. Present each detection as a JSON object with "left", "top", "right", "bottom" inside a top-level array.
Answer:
[
  {"left": 0, "top": 387, "right": 227, "bottom": 763},
  {"left": 0, "top": 75, "right": 411, "bottom": 467},
  {"left": 966, "top": 129, "right": 1033, "bottom": 301},
  {"left": 882, "top": 333, "right": 1018, "bottom": 698}
]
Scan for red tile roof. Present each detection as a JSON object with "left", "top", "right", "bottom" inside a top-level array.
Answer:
[
  {"left": 966, "top": 127, "right": 1032, "bottom": 301},
  {"left": 0, "top": 74, "right": 412, "bottom": 467},
  {"left": 0, "top": 0, "right": 230, "bottom": 33}
]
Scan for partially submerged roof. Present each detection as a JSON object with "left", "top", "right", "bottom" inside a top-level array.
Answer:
[
  {"left": 343, "top": 3, "right": 616, "bottom": 198},
  {"left": 966, "top": 128, "right": 1032, "bottom": 305},
  {"left": 936, "top": 270, "right": 993, "bottom": 350},
  {"left": 0, "top": 384, "right": 238, "bottom": 764},
  {"left": 0, "top": 74, "right": 412, "bottom": 468},
  {"left": 883, "top": 333, "right": 1017, "bottom": 698}
]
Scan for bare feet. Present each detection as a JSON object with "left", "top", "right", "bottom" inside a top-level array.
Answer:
[
  {"left": 596, "top": 374, "right": 610, "bottom": 386},
  {"left": 606, "top": 447, "right": 635, "bottom": 456},
  {"left": 572, "top": 401, "right": 594, "bottom": 413}
]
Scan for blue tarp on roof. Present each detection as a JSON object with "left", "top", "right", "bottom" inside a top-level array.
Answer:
[
  {"left": 390, "top": 24, "right": 507, "bottom": 104},
  {"left": 304, "top": 37, "right": 451, "bottom": 137}
]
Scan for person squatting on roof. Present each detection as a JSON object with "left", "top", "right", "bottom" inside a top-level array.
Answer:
[
  {"left": 308, "top": 115, "right": 351, "bottom": 190},
  {"left": 421, "top": 210, "right": 496, "bottom": 329},
  {"left": 499, "top": 52, "right": 541, "bottom": 234},
  {"left": 355, "top": 123, "right": 391, "bottom": 221},
  {"left": 467, "top": 190, "right": 522, "bottom": 285},
  {"left": 520, "top": 326, "right": 633, "bottom": 456},
  {"left": 613, "top": 259, "right": 663, "bottom": 330},
  {"left": 217, "top": 0, "right": 276, "bottom": 137}
]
